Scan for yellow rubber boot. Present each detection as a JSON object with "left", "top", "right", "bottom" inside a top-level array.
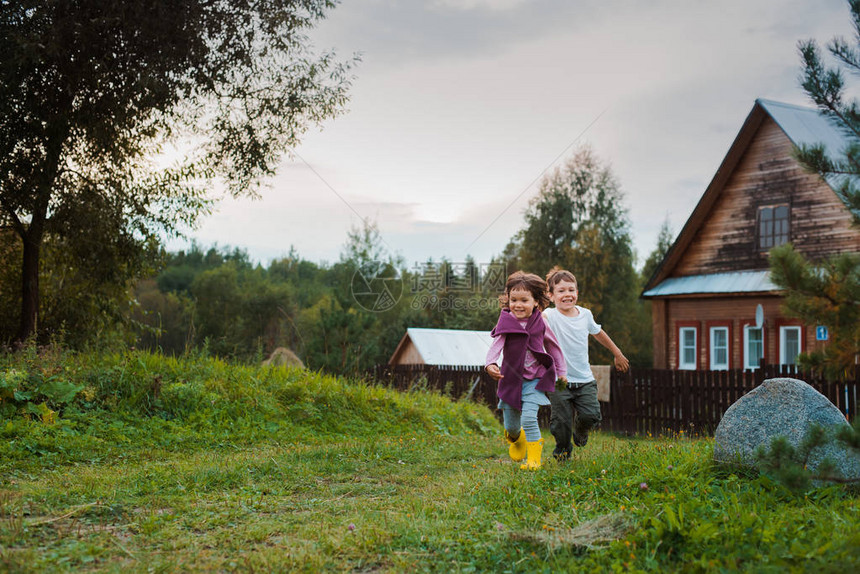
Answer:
[
  {"left": 519, "top": 438, "right": 544, "bottom": 470},
  {"left": 505, "top": 428, "right": 526, "bottom": 462}
]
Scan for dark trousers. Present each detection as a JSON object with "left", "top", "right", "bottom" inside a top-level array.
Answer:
[{"left": 549, "top": 380, "right": 602, "bottom": 453}]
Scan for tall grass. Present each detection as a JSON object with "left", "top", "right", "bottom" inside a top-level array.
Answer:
[
  {"left": 1, "top": 349, "right": 858, "bottom": 572},
  {"left": 0, "top": 348, "right": 496, "bottom": 474}
]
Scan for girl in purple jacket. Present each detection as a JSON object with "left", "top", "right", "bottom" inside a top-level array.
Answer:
[{"left": 485, "top": 271, "right": 567, "bottom": 469}]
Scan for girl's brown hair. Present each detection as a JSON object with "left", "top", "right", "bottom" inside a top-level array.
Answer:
[
  {"left": 545, "top": 266, "right": 578, "bottom": 292},
  {"left": 498, "top": 271, "right": 551, "bottom": 311}
]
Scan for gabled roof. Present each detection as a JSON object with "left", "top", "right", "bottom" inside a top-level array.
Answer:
[
  {"left": 642, "top": 98, "right": 856, "bottom": 296},
  {"left": 388, "top": 328, "right": 493, "bottom": 366},
  {"left": 758, "top": 99, "right": 848, "bottom": 166},
  {"left": 760, "top": 99, "right": 860, "bottom": 216}
]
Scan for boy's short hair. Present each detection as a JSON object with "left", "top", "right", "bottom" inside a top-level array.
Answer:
[
  {"left": 546, "top": 266, "right": 578, "bottom": 291},
  {"left": 499, "top": 270, "right": 551, "bottom": 311}
]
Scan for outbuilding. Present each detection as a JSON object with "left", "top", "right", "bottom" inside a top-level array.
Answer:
[{"left": 388, "top": 327, "right": 493, "bottom": 366}]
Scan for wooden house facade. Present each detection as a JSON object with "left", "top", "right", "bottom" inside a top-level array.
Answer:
[{"left": 642, "top": 99, "right": 860, "bottom": 370}]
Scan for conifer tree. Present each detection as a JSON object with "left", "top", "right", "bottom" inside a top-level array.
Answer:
[
  {"left": 795, "top": 0, "right": 860, "bottom": 222},
  {"left": 769, "top": 0, "right": 860, "bottom": 378}
]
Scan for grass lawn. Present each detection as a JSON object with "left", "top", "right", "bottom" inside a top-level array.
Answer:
[{"left": 1, "top": 351, "right": 859, "bottom": 572}]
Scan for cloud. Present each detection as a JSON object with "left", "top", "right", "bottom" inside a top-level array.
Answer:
[
  {"left": 179, "top": 0, "right": 856, "bottom": 272},
  {"left": 314, "top": 0, "right": 602, "bottom": 67}
]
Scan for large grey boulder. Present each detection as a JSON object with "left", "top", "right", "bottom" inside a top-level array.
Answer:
[{"left": 714, "top": 377, "right": 860, "bottom": 481}]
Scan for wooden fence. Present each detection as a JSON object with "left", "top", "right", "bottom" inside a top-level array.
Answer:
[
  {"left": 370, "top": 363, "right": 497, "bottom": 406},
  {"left": 369, "top": 363, "right": 859, "bottom": 437},
  {"left": 603, "top": 363, "right": 858, "bottom": 436}
]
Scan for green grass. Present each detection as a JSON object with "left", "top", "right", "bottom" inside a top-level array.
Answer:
[{"left": 1, "top": 350, "right": 859, "bottom": 572}]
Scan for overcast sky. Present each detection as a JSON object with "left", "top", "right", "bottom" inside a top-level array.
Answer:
[{"left": 170, "top": 0, "right": 853, "bottom": 270}]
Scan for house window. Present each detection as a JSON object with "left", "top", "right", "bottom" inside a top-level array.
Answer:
[
  {"left": 758, "top": 204, "right": 790, "bottom": 250},
  {"left": 744, "top": 325, "right": 764, "bottom": 370},
  {"left": 679, "top": 327, "right": 697, "bottom": 370},
  {"left": 780, "top": 326, "right": 802, "bottom": 366},
  {"left": 710, "top": 327, "right": 729, "bottom": 371}
]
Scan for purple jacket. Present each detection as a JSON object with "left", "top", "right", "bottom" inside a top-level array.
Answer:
[{"left": 488, "top": 309, "right": 559, "bottom": 411}]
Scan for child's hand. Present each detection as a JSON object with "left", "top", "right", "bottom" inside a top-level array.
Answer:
[
  {"left": 485, "top": 364, "right": 503, "bottom": 381},
  {"left": 614, "top": 353, "right": 630, "bottom": 373},
  {"left": 556, "top": 376, "right": 567, "bottom": 390}
]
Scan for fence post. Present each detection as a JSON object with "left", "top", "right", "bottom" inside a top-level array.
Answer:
[{"left": 756, "top": 358, "right": 766, "bottom": 386}]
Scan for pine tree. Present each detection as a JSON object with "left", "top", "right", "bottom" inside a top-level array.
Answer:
[
  {"left": 795, "top": 0, "right": 860, "bottom": 223},
  {"left": 769, "top": 245, "right": 860, "bottom": 379},
  {"left": 769, "top": 0, "right": 860, "bottom": 378}
]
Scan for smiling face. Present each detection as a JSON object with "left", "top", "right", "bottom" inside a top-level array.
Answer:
[
  {"left": 507, "top": 287, "right": 538, "bottom": 320},
  {"left": 550, "top": 279, "right": 578, "bottom": 315}
]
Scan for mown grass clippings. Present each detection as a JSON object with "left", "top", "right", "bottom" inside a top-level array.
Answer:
[{"left": 509, "top": 511, "right": 632, "bottom": 550}]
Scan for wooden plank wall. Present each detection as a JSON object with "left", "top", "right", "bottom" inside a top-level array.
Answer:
[
  {"left": 660, "top": 296, "right": 783, "bottom": 370},
  {"left": 675, "top": 116, "right": 860, "bottom": 277},
  {"left": 654, "top": 296, "right": 827, "bottom": 372}
]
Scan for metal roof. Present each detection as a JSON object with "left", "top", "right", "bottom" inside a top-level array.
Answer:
[
  {"left": 758, "top": 98, "right": 860, "bottom": 216},
  {"left": 404, "top": 328, "right": 493, "bottom": 366},
  {"left": 642, "top": 270, "right": 779, "bottom": 297},
  {"left": 758, "top": 99, "right": 847, "bottom": 155}
]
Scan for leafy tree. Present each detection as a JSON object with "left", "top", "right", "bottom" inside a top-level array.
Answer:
[
  {"left": 514, "top": 146, "right": 630, "bottom": 275},
  {"left": 625, "top": 218, "right": 676, "bottom": 368},
  {"left": 157, "top": 244, "right": 253, "bottom": 296},
  {"left": 769, "top": 244, "right": 859, "bottom": 379},
  {"left": 400, "top": 256, "right": 500, "bottom": 333},
  {"left": 191, "top": 265, "right": 244, "bottom": 357},
  {"left": 304, "top": 299, "right": 381, "bottom": 373},
  {"left": 0, "top": 0, "right": 354, "bottom": 343},
  {"left": 506, "top": 145, "right": 651, "bottom": 366},
  {"left": 131, "top": 279, "right": 195, "bottom": 355},
  {"left": 288, "top": 221, "right": 407, "bottom": 373},
  {"left": 0, "top": 230, "right": 152, "bottom": 347},
  {"left": 236, "top": 267, "right": 295, "bottom": 354},
  {"left": 641, "top": 218, "right": 675, "bottom": 284},
  {"left": 134, "top": 243, "right": 310, "bottom": 359}
]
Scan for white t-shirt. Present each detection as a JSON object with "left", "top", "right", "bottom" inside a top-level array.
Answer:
[{"left": 543, "top": 306, "right": 602, "bottom": 383}]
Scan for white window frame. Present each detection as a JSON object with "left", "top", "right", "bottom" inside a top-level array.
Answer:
[
  {"left": 709, "top": 326, "right": 729, "bottom": 371},
  {"left": 679, "top": 327, "right": 697, "bottom": 370},
  {"left": 779, "top": 326, "right": 802, "bottom": 366},
  {"left": 743, "top": 325, "right": 764, "bottom": 370}
]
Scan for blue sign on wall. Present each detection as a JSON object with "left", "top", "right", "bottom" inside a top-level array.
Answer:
[{"left": 816, "top": 325, "right": 829, "bottom": 341}]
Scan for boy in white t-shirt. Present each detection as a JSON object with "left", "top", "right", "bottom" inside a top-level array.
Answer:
[{"left": 543, "top": 267, "right": 629, "bottom": 460}]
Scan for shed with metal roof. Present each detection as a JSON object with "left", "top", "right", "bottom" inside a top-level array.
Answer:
[{"left": 388, "top": 328, "right": 493, "bottom": 366}]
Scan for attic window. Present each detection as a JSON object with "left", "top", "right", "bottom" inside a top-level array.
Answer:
[{"left": 758, "top": 204, "right": 789, "bottom": 250}]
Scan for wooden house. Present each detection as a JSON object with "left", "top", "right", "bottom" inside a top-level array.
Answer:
[
  {"left": 388, "top": 328, "right": 493, "bottom": 366},
  {"left": 642, "top": 99, "right": 860, "bottom": 370}
]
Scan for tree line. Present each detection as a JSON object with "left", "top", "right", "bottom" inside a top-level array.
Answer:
[
  {"left": 124, "top": 147, "right": 670, "bottom": 373},
  {"left": 2, "top": 0, "right": 858, "bottom": 377},
  {"left": 0, "top": 144, "right": 671, "bottom": 373}
]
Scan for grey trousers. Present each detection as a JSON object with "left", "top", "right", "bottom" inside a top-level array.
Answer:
[
  {"left": 500, "top": 401, "right": 542, "bottom": 442},
  {"left": 548, "top": 380, "right": 602, "bottom": 452}
]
